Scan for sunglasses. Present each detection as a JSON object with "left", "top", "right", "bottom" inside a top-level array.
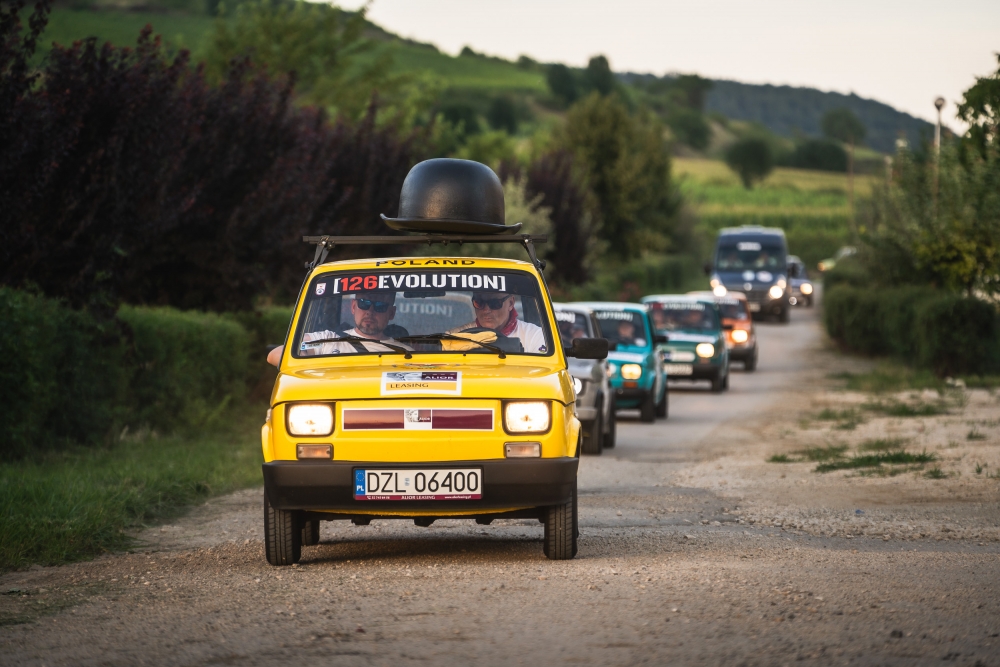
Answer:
[
  {"left": 356, "top": 298, "right": 392, "bottom": 313},
  {"left": 472, "top": 295, "right": 511, "bottom": 310}
]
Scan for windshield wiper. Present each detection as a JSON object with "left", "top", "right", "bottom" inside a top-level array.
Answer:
[
  {"left": 303, "top": 335, "right": 412, "bottom": 359},
  {"left": 400, "top": 333, "right": 507, "bottom": 359}
]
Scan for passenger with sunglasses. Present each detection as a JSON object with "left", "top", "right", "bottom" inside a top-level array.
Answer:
[
  {"left": 267, "top": 291, "right": 410, "bottom": 364},
  {"left": 451, "top": 291, "right": 547, "bottom": 354}
]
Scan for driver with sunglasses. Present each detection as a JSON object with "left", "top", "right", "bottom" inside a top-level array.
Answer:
[
  {"left": 267, "top": 291, "right": 410, "bottom": 365},
  {"left": 451, "top": 291, "right": 547, "bottom": 354}
]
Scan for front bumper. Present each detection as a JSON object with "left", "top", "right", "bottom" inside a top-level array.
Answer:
[
  {"left": 611, "top": 384, "right": 651, "bottom": 407},
  {"left": 263, "top": 457, "right": 578, "bottom": 512},
  {"left": 667, "top": 362, "right": 723, "bottom": 381}
]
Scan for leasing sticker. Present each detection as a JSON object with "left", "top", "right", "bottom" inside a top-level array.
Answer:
[{"left": 381, "top": 371, "right": 462, "bottom": 395}]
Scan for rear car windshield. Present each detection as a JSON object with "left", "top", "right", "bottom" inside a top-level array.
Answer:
[
  {"left": 715, "top": 240, "right": 786, "bottom": 271},
  {"left": 648, "top": 301, "right": 719, "bottom": 332},
  {"left": 592, "top": 310, "right": 649, "bottom": 349},
  {"left": 293, "top": 268, "right": 554, "bottom": 357},
  {"left": 553, "top": 310, "right": 592, "bottom": 346}
]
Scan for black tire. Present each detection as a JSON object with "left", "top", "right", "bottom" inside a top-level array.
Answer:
[
  {"left": 744, "top": 347, "right": 758, "bottom": 372},
  {"left": 581, "top": 413, "right": 603, "bottom": 455},
  {"left": 655, "top": 385, "right": 668, "bottom": 419},
  {"left": 264, "top": 492, "right": 301, "bottom": 566},
  {"left": 543, "top": 484, "right": 578, "bottom": 560},
  {"left": 711, "top": 371, "right": 725, "bottom": 393},
  {"left": 722, "top": 369, "right": 730, "bottom": 391},
  {"left": 779, "top": 307, "right": 790, "bottom": 323},
  {"left": 302, "top": 519, "right": 320, "bottom": 546},
  {"left": 602, "top": 404, "right": 616, "bottom": 449},
  {"left": 639, "top": 392, "right": 656, "bottom": 423}
]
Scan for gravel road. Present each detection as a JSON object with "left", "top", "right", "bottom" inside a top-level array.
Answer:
[{"left": 3, "top": 301, "right": 999, "bottom": 666}]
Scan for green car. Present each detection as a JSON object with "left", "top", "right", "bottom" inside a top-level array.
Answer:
[
  {"left": 574, "top": 302, "right": 668, "bottom": 423},
  {"left": 642, "top": 295, "right": 731, "bottom": 393}
]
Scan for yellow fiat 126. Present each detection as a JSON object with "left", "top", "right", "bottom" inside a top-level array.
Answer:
[{"left": 261, "top": 159, "right": 608, "bottom": 564}]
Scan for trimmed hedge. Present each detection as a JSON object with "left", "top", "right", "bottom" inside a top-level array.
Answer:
[
  {"left": 824, "top": 285, "right": 1000, "bottom": 376},
  {"left": 0, "top": 289, "right": 289, "bottom": 459}
]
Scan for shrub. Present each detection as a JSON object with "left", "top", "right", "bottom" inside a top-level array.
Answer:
[
  {"left": 724, "top": 138, "right": 774, "bottom": 189},
  {"left": 824, "top": 285, "right": 1000, "bottom": 376},
  {"left": 789, "top": 139, "right": 847, "bottom": 172},
  {"left": 118, "top": 306, "right": 252, "bottom": 433}
]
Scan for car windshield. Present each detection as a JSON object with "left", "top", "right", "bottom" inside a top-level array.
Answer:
[
  {"left": 593, "top": 310, "right": 649, "bottom": 349},
  {"left": 716, "top": 299, "right": 749, "bottom": 320},
  {"left": 649, "top": 301, "right": 719, "bottom": 332},
  {"left": 554, "top": 310, "right": 591, "bottom": 346},
  {"left": 292, "top": 268, "right": 554, "bottom": 358},
  {"left": 715, "top": 241, "right": 786, "bottom": 271}
]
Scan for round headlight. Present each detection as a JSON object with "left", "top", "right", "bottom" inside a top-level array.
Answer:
[
  {"left": 621, "top": 363, "right": 643, "bottom": 380},
  {"left": 731, "top": 329, "right": 749, "bottom": 344},
  {"left": 712, "top": 285, "right": 727, "bottom": 297},
  {"left": 768, "top": 285, "right": 784, "bottom": 299},
  {"left": 287, "top": 404, "right": 334, "bottom": 436},
  {"left": 800, "top": 282, "right": 813, "bottom": 295},
  {"left": 573, "top": 377, "right": 584, "bottom": 395},
  {"left": 709, "top": 276, "right": 721, "bottom": 288},
  {"left": 504, "top": 401, "right": 551, "bottom": 433},
  {"left": 695, "top": 343, "right": 715, "bottom": 358}
]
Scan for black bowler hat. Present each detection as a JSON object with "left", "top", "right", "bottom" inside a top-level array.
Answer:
[{"left": 381, "top": 158, "right": 521, "bottom": 235}]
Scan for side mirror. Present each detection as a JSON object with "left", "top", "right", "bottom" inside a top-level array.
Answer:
[
  {"left": 703, "top": 262, "right": 713, "bottom": 276},
  {"left": 788, "top": 264, "right": 800, "bottom": 278},
  {"left": 722, "top": 323, "right": 734, "bottom": 331},
  {"left": 654, "top": 333, "right": 669, "bottom": 344},
  {"left": 566, "top": 337, "right": 609, "bottom": 360}
]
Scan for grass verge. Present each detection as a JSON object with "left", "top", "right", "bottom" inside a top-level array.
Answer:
[
  {"left": 829, "top": 360, "right": 1000, "bottom": 393},
  {"left": 0, "top": 409, "right": 263, "bottom": 572},
  {"left": 814, "top": 450, "right": 936, "bottom": 473}
]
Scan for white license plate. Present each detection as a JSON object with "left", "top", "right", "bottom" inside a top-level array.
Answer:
[
  {"left": 666, "top": 363, "right": 694, "bottom": 376},
  {"left": 748, "top": 302, "right": 761, "bottom": 312},
  {"left": 354, "top": 468, "right": 482, "bottom": 500}
]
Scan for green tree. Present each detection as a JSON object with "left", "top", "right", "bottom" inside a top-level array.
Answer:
[
  {"left": 560, "top": 93, "right": 677, "bottom": 259},
  {"left": 666, "top": 108, "right": 710, "bottom": 150},
  {"left": 724, "top": 138, "right": 773, "bottom": 188},
  {"left": 822, "top": 107, "right": 866, "bottom": 146},
  {"left": 546, "top": 64, "right": 578, "bottom": 106},
  {"left": 584, "top": 55, "right": 615, "bottom": 96},
  {"left": 487, "top": 95, "right": 518, "bottom": 134},
  {"left": 203, "top": 0, "right": 400, "bottom": 120},
  {"left": 957, "top": 54, "right": 1000, "bottom": 158}
]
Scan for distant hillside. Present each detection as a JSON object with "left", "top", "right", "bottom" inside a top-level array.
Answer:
[{"left": 704, "top": 80, "right": 934, "bottom": 154}]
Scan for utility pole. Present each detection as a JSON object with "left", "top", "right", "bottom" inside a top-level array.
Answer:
[{"left": 933, "top": 97, "right": 945, "bottom": 213}]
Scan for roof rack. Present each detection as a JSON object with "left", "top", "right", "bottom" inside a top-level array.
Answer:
[{"left": 302, "top": 233, "right": 549, "bottom": 272}]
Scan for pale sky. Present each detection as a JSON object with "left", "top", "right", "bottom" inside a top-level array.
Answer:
[{"left": 335, "top": 0, "right": 999, "bottom": 129}]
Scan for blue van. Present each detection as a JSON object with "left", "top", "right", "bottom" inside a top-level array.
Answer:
[
  {"left": 707, "top": 226, "right": 791, "bottom": 323},
  {"left": 573, "top": 302, "right": 668, "bottom": 423}
]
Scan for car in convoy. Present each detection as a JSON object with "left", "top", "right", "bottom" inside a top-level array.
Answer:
[
  {"left": 688, "top": 290, "right": 758, "bottom": 371},
  {"left": 707, "top": 225, "right": 791, "bottom": 323},
  {"left": 261, "top": 158, "right": 609, "bottom": 564},
  {"left": 786, "top": 255, "right": 814, "bottom": 307},
  {"left": 642, "top": 294, "right": 731, "bottom": 392},
  {"left": 553, "top": 303, "right": 615, "bottom": 454},
  {"left": 574, "top": 302, "right": 667, "bottom": 423}
]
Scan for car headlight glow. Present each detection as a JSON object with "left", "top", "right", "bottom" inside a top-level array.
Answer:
[
  {"left": 712, "top": 284, "right": 728, "bottom": 297},
  {"left": 504, "top": 401, "right": 551, "bottom": 434},
  {"left": 768, "top": 285, "right": 784, "bottom": 299},
  {"left": 287, "top": 403, "right": 334, "bottom": 436},
  {"left": 800, "top": 282, "right": 813, "bottom": 295},
  {"left": 777, "top": 277, "right": 787, "bottom": 289},
  {"left": 731, "top": 329, "right": 749, "bottom": 344},
  {"left": 709, "top": 276, "right": 721, "bottom": 288},
  {"left": 696, "top": 343, "right": 715, "bottom": 358},
  {"left": 621, "top": 363, "right": 643, "bottom": 380},
  {"left": 573, "top": 377, "right": 584, "bottom": 396}
]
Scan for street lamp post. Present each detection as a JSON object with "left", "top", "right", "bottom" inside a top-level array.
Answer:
[{"left": 933, "top": 97, "right": 945, "bottom": 213}]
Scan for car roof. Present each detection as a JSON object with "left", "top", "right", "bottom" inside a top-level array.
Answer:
[
  {"left": 718, "top": 225, "right": 786, "bottom": 237},
  {"left": 572, "top": 301, "right": 648, "bottom": 313},
  {"left": 687, "top": 290, "right": 748, "bottom": 302},
  {"left": 641, "top": 294, "right": 715, "bottom": 306},
  {"left": 310, "top": 256, "right": 540, "bottom": 274},
  {"left": 552, "top": 302, "right": 593, "bottom": 314}
]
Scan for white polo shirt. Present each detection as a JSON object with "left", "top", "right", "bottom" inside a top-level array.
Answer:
[{"left": 298, "top": 329, "right": 410, "bottom": 356}]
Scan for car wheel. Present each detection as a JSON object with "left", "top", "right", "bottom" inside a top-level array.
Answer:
[
  {"left": 581, "top": 414, "right": 603, "bottom": 455},
  {"left": 711, "top": 372, "right": 725, "bottom": 393},
  {"left": 779, "top": 307, "right": 790, "bottom": 324},
  {"left": 602, "top": 405, "right": 616, "bottom": 449},
  {"left": 302, "top": 519, "right": 320, "bottom": 546},
  {"left": 543, "top": 483, "right": 578, "bottom": 560},
  {"left": 744, "top": 348, "right": 758, "bottom": 372},
  {"left": 639, "top": 392, "right": 656, "bottom": 422},
  {"left": 722, "top": 370, "right": 730, "bottom": 391},
  {"left": 264, "top": 492, "right": 301, "bottom": 566},
  {"left": 655, "top": 385, "right": 668, "bottom": 418}
]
